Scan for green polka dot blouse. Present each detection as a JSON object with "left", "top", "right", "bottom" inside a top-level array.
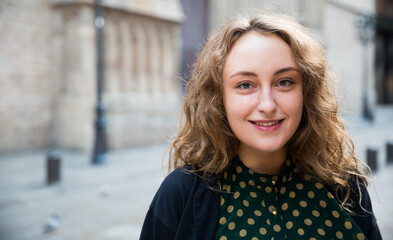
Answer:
[{"left": 215, "top": 156, "right": 367, "bottom": 240}]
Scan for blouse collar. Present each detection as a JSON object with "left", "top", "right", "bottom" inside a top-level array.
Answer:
[{"left": 225, "top": 155, "right": 296, "bottom": 190}]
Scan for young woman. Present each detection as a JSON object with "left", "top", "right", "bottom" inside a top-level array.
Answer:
[{"left": 140, "top": 13, "right": 382, "bottom": 240}]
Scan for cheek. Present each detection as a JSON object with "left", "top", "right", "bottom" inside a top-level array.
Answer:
[
  {"left": 278, "top": 92, "right": 303, "bottom": 120},
  {"left": 290, "top": 94, "right": 303, "bottom": 112},
  {"left": 224, "top": 92, "right": 248, "bottom": 115},
  {"left": 224, "top": 96, "right": 253, "bottom": 133},
  {"left": 225, "top": 102, "right": 242, "bottom": 122},
  {"left": 289, "top": 95, "right": 304, "bottom": 123}
]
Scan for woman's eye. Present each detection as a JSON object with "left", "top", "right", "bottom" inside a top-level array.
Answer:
[
  {"left": 237, "top": 82, "right": 253, "bottom": 89},
  {"left": 277, "top": 79, "right": 294, "bottom": 87}
]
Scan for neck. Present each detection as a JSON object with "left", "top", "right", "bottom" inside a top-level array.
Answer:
[{"left": 237, "top": 146, "right": 287, "bottom": 175}]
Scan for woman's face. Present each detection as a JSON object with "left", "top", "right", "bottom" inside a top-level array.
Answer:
[{"left": 223, "top": 31, "right": 303, "bottom": 160}]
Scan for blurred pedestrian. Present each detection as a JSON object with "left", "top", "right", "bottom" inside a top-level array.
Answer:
[{"left": 140, "top": 13, "right": 381, "bottom": 240}]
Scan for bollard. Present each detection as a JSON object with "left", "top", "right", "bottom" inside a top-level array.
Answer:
[
  {"left": 367, "top": 147, "right": 378, "bottom": 172},
  {"left": 387, "top": 142, "right": 393, "bottom": 164},
  {"left": 47, "top": 151, "right": 61, "bottom": 184}
]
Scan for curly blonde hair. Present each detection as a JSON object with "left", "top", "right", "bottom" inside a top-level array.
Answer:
[{"left": 168, "top": 13, "right": 369, "bottom": 207}]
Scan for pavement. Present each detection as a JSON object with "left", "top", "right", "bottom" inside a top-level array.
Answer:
[{"left": 0, "top": 107, "right": 392, "bottom": 240}]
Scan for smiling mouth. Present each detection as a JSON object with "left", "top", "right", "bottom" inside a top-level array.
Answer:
[{"left": 250, "top": 120, "right": 283, "bottom": 127}]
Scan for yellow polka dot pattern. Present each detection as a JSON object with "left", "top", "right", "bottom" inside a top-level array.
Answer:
[{"left": 215, "top": 156, "right": 367, "bottom": 240}]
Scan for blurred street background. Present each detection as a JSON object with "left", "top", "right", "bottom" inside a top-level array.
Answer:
[{"left": 1, "top": 0, "right": 393, "bottom": 239}]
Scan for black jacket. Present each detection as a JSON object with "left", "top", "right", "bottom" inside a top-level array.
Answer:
[{"left": 140, "top": 167, "right": 382, "bottom": 240}]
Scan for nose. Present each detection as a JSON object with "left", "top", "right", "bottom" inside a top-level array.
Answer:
[{"left": 256, "top": 89, "right": 277, "bottom": 115}]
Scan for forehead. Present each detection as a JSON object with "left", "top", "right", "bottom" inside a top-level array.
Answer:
[{"left": 223, "top": 32, "right": 298, "bottom": 77}]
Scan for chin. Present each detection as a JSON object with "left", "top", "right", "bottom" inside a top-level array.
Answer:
[{"left": 253, "top": 144, "right": 285, "bottom": 155}]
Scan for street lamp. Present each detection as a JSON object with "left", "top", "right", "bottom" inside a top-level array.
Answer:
[
  {"left": 356, "top": 14, "right": 375, "bottom": 121},
  {"left": 92, "top": 0, "right": 107, "bottom": 164}
]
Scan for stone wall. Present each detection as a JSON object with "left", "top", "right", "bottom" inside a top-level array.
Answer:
[
  {"left": 0, "top": 0, "right": 53, "bottom": 152},
  {"left": 51, "top": 4, "right": 96, "bottom": 151},
  {"left": 322, "top": 0, "right": 376, "bottom": 114},
  {"left": 0, "top": 0, "right": 183, "bottom": 153},
  {"left": 52, "top": 0, "right": 183, "bottom": 151},
  {"left": 101, "top": 6, "right": 182, "bottom": 149}
]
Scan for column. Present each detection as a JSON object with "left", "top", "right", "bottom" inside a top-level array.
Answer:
[
  {"left": 148, "top": 22, "right": 161, "bottom": 100},
  {"left": 120, "top": 19, "right": 132, "bottom": 94},
  {"left": 134, "top": 21, "right": 148, "bottom": 100}
]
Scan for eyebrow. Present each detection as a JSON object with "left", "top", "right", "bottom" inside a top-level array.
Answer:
[
  {"left": 229, "top": 67, "right": 300, "bottom": 78},
  {"left": 229, "top": 71, "right": 257, "bottom": 78},
  {"left": 274, "top": 67, "right": 300, "bottom": 75}
]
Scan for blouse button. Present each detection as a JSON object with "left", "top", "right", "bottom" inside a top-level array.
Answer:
[
  {"left": 272, "top": 180, "right": 276, "bottom": 186},
  {"left": 272, "top": 210, "right": 277, "bottom": 216}
]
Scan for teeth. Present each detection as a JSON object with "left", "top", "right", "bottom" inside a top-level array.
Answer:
[{"left": 254, "top": 120, "right": 280, "bottom": 127}]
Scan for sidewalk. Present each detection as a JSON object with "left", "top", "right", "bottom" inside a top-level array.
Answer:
[
  {"left": 0, "top": 109, "right": 392, "bottom": 240},
  {"left": 0, "top": 144, "right": 168, "bottom": 240}
]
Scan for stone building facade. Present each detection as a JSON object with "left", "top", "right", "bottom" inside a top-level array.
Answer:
[
  {"left": 0, "top": 0, "right": 54, "bottom": 152},
  {"left": 0, "top": 0, "right": 183, "bottom": 153}
]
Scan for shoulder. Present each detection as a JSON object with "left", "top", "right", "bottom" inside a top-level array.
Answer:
[
  {"left": 348, "top": 176, "right": 382, "bottom": 239},
  {"left": 146, "top": 166, "right": 216, "bottom": 233},
  {"left": 325, "top": 175, "right": 370, "bottom": 212},
  {"left": 157, "top": 166, "right": 219, "bottom": 196},
  {"left": 166, "top": 166, "right": 199, "bottom": 185},
  {"left": 155, "top": 166, "right": 201, "bottom": 201},
  {"left": 142, "top": 166, "right": 221, "bottom": 239},
  {"left": 140, "top": 167, "right": 205, "bottom": 238},
  {"left": 149, "top": 166, "right": 213, "bottom": 218},
  {"left": 344, "top": 175, "right": 372, "bottom": 216},
  {"left": 326, "top": 175, "right": 382, "bottom": 239}
]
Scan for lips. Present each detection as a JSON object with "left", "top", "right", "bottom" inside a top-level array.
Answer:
[
  {"left": 250, "top": 119, "right": 283, "bottom": 126},
  {"left": 253, "top": 120, "right": 282, "bottom": 127},
  {"left": 249, "top": 119, "right": 284, "bottom": 132}
]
